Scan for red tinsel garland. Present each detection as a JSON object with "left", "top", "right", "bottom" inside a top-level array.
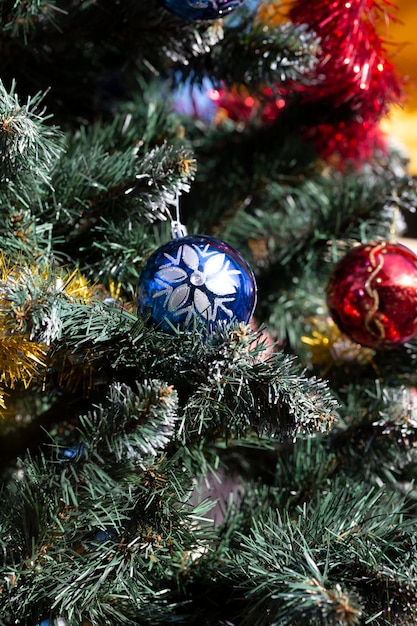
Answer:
[
  {"left": 289, "top": 0, "right": 403, "bottom": 160},
  {"left": 212, "top": 0, "right": 403, "bottom": 164},
  {"left": 290, "top": 0, "right": 401, "bottom": 113}
]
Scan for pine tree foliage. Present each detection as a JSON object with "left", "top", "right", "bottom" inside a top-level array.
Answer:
[
  {"left": 232, "top": 484, "right": 416, "bottom": 625},
  {"left": 0, "top": 0, "right": 417, "bottom": 624},
  {"left": 179, "top": 16, "right": 321, "bottom": 88},
  {"left": 0, "top": 81, "right": 62, "bottom": 208}
]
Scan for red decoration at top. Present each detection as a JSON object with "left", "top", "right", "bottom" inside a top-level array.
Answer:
[
  {"left": 289, "top": 0, "right": 403, "bottom": 161},
  {"left": 326, "top": 241, "right": 417, "bottom": 349},
  {"left": 289, "top": 0, "right": 401, "bottom": 110},
  {"left": 210, "top": 0, "right": 403, "bottom": 164}
]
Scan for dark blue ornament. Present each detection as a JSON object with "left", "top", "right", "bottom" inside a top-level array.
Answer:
[
  {"left": 93, "top": 528, "right": 114, "bottom": 543},
  {"left": 162, "top": 0, "right": 245, "bottom": 21},
  {"left": 53, "top": 443, "right": 86, "bottom": 469},
  {"left": 137, "top": 235, "right": 256, "bottom": 333},
  {"left": 60, "top": 443, "right": 85, "bottom": 461}
]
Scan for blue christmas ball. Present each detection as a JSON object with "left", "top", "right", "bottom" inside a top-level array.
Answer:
[
  {"left": 162, "top": 0, "right": 245, "bottom": 21},
  {"left": 137, "top": 235, "right": 257, "bottom": 333}
]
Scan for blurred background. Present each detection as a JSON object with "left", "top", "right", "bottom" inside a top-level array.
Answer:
[
  {"left": 385, "top": 0, "right": 417, "bottom": 238},
  {"left": 385, "top": 0, "right": 417, "bottom": 172}
]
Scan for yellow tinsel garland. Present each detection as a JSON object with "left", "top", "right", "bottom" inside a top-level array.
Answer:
[{"left": 0, "top": 255, "right": 107, "bottom": 415}]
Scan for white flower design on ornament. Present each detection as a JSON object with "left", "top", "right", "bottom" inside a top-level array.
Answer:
[{"left": 152, "top": 242, "right": 242, "bottom": 324}]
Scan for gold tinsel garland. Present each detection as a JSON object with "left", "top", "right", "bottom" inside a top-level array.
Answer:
[
  {"left": 301, "top": 316, "right": 376, "bottom": 374},
  {"left": 0, "top": 255, "right": 108, "bottom": 415}
]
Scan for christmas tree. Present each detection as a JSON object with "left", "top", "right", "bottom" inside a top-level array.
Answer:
[{"left": 1, "top": 0, "right": 417, "bottom": 624}]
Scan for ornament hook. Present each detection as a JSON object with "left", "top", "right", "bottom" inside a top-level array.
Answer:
[{"left": 170, "top": 191, "right": 188, "bottom": 239}]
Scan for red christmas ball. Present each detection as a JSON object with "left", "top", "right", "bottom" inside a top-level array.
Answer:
[{"left": 326, "top": 241, "right": 417, "bottom": 349}]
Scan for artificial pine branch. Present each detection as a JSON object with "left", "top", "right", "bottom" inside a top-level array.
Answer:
[
  {"left": 231, "top": 483, "right": 417, "bottom": 625},
  {"left": 0, "top": 0, "right": 417, "bottom": 624},
  {"left": 0, "top": 80, "right": 62, "bottom": 206},
  {"left": 179, "top": 16, "right": 321, "bottom": 89}
]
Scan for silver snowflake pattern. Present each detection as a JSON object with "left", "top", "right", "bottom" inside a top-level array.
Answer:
[{"left": 152, "top": 242, "right": 242, "bottom": 324}]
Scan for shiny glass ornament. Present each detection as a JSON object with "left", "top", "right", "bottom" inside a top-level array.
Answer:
[
  {"left": 162, "top": 0, "right": 245, "bottom": 21},
  {"left": 137, "top": 234, "right": 257, "bottom": 333},
  {"left": 326, "top": 241, "right": 417, "bottom": 349}
]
